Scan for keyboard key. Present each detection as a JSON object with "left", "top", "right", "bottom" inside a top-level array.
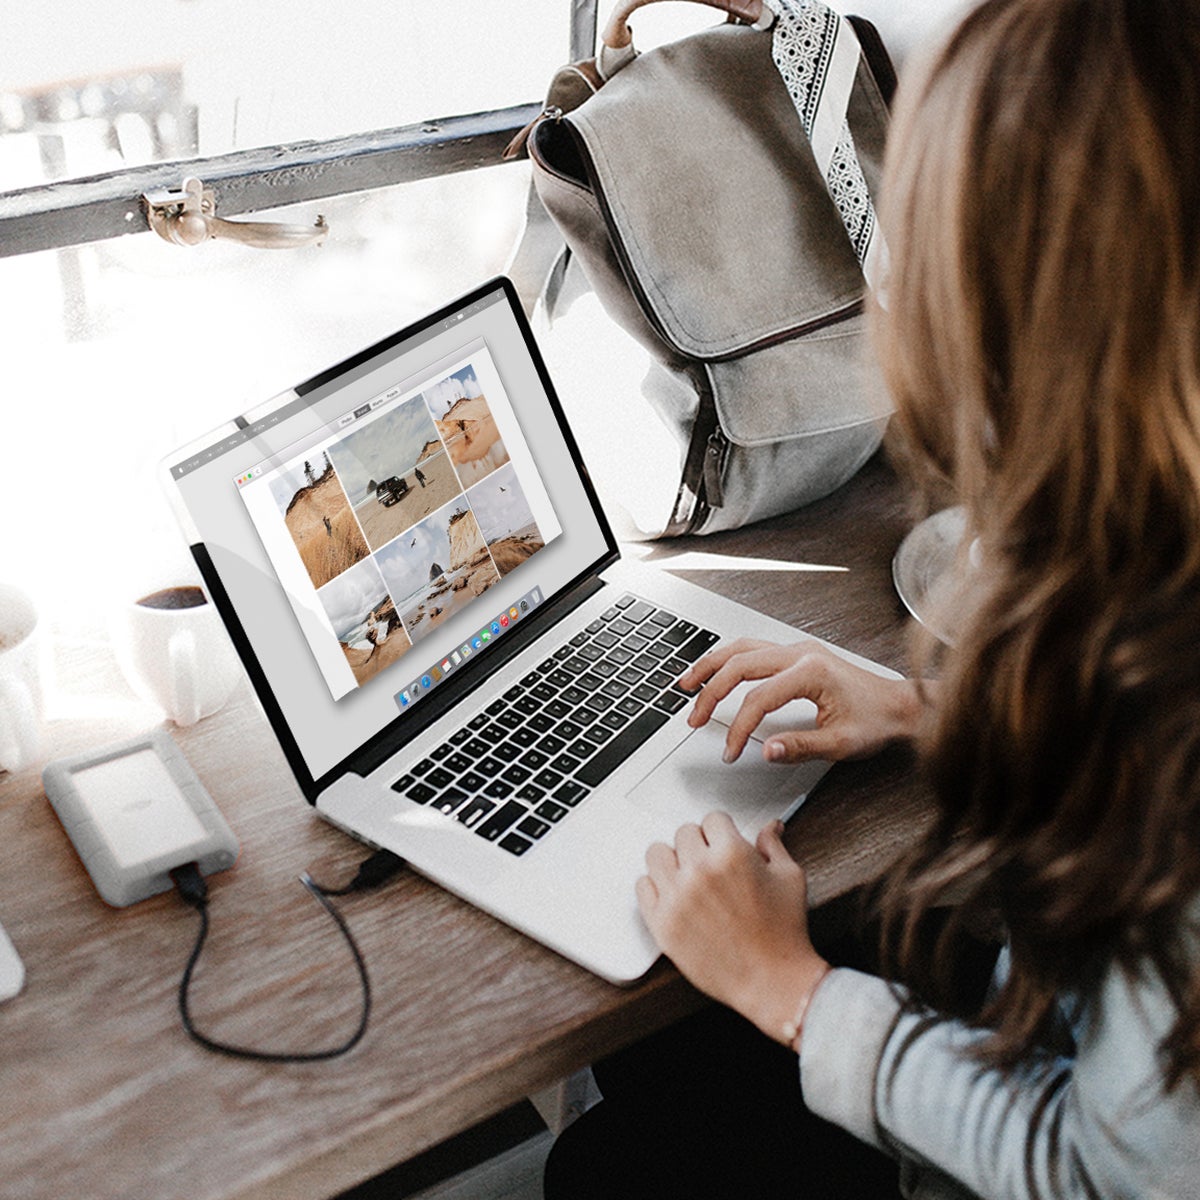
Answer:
[
  {"left": 546, "top": 699, "right": 572, "bottom": 720},
  {"left": 633, "top": 683, "right": 658, "bottom": 704},
  {"left": 514, "top": 696, "right": 541, "bottom": 716},
  {"left": 426, "top": 767, "right": 454, "bottom": 790},
  {"left": 528, "top": 713, "right": 555, "bottom": 733},
  {"left": 570, "top": 631, "right": 589, "bottom": 647},
  {"left": 563, "top": 655, "right": 589, "bottom": 674},
  {"left": 623, "top": 633, "right": 651, "bottom": 653},
  {"left": 547, "top": 669, "right": 573, "bottom": 689},
  {"left": 646, "top": 642, "right": 673, "bottom": 661},
  {"left": 586, "top": 618, "right": 605, "bottom": 634},
  {"left": 653, "top": 691, "right": 689, "bottom": 714},
  {"left": 593, "top": 660, "right": 619, "bottom": 678},
  {"left": 444, "top": 752, "right": 472, "bottom": 774},
  {"left": 624, "top": 600, "right": 655, "bottom": 624},
  {"left": 533, "top": 768, "right": 564, "bottom": 789},
  {"left": 449, "top": 728, "right": 471, "bottom": 746},
  {"left": 617, "top": 697, "right": 644, "bottom": 718},
  {"left": 431, "top": 788, "right": 469, "bottom": 815},
  {"left": 459, "top": 771, "right": 487, "bottom": 793},
  {"left": 661, "top": 619, "right": 698, "bottom": 646},
  {"left": 531, "top": 682, "right": 557, "bottom": 702},
  {"left": 476, "top": 755, "right": 504, "bottom": 777},
  {"left": 457, "top": 797, "right": 496, "bottom": 827},
  {"left": 495, "top": 709, "right": 525, "bottom": 731},
  {"left": 550, "top": 753, "right": 583, "bottom": 775},
  {"left": 503, "top": 686, "right": 524, "bottom": 702},
  {"left": 557, "top": 719, "right": 585, "bottom": 741},
  {"left": 468, "top": 713, "right": 489, "bottom": 730},
  {"left": 648, "top": 670, "right": 674, "bottom": 690},
  {"left": 554, "top": 780, "right": 589, "bottom": 806},
  {"left": 535, "top": 800, "right": 569, "bottom": 823},
  {"left": 650, "top": 610, "right": 677, "bottom": 628},
  {"left": 520, "top": 672, "right": 540, "bottom": 688},
  {"left": 484, "top": 779, "right": 515, "bottom": 800},
  {"left": 632, "top": 653, "right": 659, "bottom": 673},
  {"left": 494, "top": 741, "right": 522, "bottom": 763},
  {"left": 517, "top": 815, "right": 551, "bottom": 840},
  {"left": 676, "top": 630, "right": 721, "bottom": 662},
  {"left": 431, "top": 743, "right": 454, "bottom": 761},
  {"left": 600, "top": 711, "right": 629, "bottom": 731},
  {"left": 406, "top": 781, "right": 436, "bottom": 804},
  {"left": 499, "top": 832, "right": 533, "bottom": 856},
  {"left": 561, "top": 686, "right": 587, "bottom": 706},
  {"left": 523, "top": 749, "right": 550, "bottom": 770},
  {"left": 412, "top": 757, "right": 435, "bottom": 776},
  {"left": 665, "top": 656, "right": 691, "bottom": 676},
  {"left": 578, "top": 671, "right": 603, "bottom": 692},
  {"left": 476, "top": 800, "right": 528, "bottom": 842},
  {"left": 486, "top": 699, "right": 506, "bottom": 716},
  {"left": 516, "top": 783, "right": 547, "bottom": 804},
  {"left": 584, "top": 724, "right": 615, "bottom": 745},
  {"left": 502, "top": 763, "right": 532, "bottom": 785},
  {"left": 592, "top": 629, "right": 619, "bottom": 649},
  {"left": 390, "top": 773, "right": 414, "bottom": 793},
  {"left": 617, "top": 666, "right": 641, "bottom": 686},
  {"left": 600, "top": 606, "right": 621, "bottom": 621},
  {"left": 576, "top": 710, "right": 670, "bottom": 788},
  {"left": 540, "top": 734, "right": 567, "bottom": 756},
  {"left": 608, "top": 646, "right": 635, "bottom": 665},
  {"left": 610, "top": 617, "right": 635, "bottom": 636},
  {"left": 584, "top": 693, "right": 609, "bottom": 714},
  {"left": 463, "top": 737, "right": 489, "bottom": 758},
  {"left": 511, "top": 726, "right": 539, "bottom": 747},
  {"left": 614, "top": 593, "right": 636, "bottom": 609}
]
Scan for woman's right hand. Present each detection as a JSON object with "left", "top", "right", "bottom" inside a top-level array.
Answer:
[{"left": 679, "top": 638, "right": 926, "bottom": 765}]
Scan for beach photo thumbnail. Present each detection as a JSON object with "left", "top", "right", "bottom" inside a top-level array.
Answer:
[
  {"left": 327, "top": 396, "right": 463, "bottom": 552},
  {"left": 422, "top": 365, "right": 510, "bottom": 487},
  {"left": 376, "top": 499, "right": 500, "bottom": 645},
  {"left": 466, "top": 463, "right": 545, "bottom": 577},
  {"left": 268, "top": 452, "right": 370, "bottom": 590},
  {"left": 317, "top": 557, "right": 412, "bottom": 689}
]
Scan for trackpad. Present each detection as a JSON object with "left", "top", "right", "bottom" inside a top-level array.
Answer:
[{"left": 627, "top": 721, "right": 830, "bottom": 839}]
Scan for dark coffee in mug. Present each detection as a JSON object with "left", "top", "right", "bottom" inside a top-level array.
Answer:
[{"left": 137, "top": 586, "right": 207, "bottom": 611}]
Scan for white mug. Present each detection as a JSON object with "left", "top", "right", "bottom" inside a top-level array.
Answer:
[
  {"left": 0, "top": 583, "right": 42, "bottom": 773},
  {"left": 110, "top": 581, "right": 242, "bottom": 727}
]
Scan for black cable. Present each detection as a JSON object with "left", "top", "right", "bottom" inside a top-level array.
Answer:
[{"left": 170, "top": 849, "right": 405, "bottom": 1063}]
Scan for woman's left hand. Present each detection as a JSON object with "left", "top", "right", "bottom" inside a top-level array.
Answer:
[{"left": 636, "top": 812, "right": 830, "bottom": 1046}]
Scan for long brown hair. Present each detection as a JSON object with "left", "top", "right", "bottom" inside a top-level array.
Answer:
[{"left": 874, "top": 0, "right": 1200, "bottom": 1086}]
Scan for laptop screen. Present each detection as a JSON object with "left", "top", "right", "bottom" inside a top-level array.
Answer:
[{"left": 165, "top": 279, "right": 617, "bottom": 794}]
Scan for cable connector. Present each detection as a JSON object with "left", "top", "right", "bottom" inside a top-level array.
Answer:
[
  {"left": 308, "top": 848, "right": 406, "bottom": 897},
  {"left": 170, "top": 862, "right": 209, "bottom": 910}
]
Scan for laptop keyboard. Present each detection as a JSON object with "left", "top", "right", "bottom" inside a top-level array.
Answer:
[{"left": 390, "top": 594, "right": 719, "bottom": 857}]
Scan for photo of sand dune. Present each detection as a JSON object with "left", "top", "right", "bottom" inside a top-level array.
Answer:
[
  {"left": 269, "top": 453, "right": 370, "bottom": 590},
  {"left": 423, "top": 365, "right": 510, "bottom": 487},
  {"left": 317, "top": 558, "right": 412, "bottom": 689},
  {"left": 376, "top": 499, "right": 500, "bottom": 645},
  {"left": 327, "top": 397, "right": 463, "bottom": 552},
  {"left": 466, "top": 462, "right": 546, "bottom": 577}
]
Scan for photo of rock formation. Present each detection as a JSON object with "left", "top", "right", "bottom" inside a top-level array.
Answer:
[
  {"left": 422, "top": 365, "right": 510, "bottom": 487},
  {"left": 466, "top": 462, "right": 547, "bottom": 576},
  {"left": 269, "top": 452, "right": 371, "bottom": 590},
  {"left": 375, "top": 498, "right": 501, "bottom": 645},
  {"left": 327, "top": 396, "right": 463, "bottom": 551},
  {"left": 316, "top": 557, "right": 412, "bottom": 689}
]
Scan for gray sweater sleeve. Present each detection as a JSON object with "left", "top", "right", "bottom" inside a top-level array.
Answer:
[{"left": 799, "top": 956, "right": 1200, "bottom": 1199}]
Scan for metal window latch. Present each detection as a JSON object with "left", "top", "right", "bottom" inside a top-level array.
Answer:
[{"left": 142, "top": 177, "right": 328, "bottom": 249}]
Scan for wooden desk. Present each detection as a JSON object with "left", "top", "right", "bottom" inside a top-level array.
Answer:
[{"left": 0, "top": 454, "right": 931, "bottom": 1200}]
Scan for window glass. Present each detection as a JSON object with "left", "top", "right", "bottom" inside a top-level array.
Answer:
[{"left": 0, "top": 0, "right": 570, "bottom": 193}]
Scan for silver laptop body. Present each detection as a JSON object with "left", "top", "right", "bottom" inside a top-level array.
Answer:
[{"left": 164, "top": 278, "right": 890, "bottom": 983}]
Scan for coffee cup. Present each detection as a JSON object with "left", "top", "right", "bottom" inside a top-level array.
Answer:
[
  {"left": 110, "top": 581, "right": 242, "bottom": 727},
  {"left": 0, "top": 583, "right": 42, "bottom": 773}
]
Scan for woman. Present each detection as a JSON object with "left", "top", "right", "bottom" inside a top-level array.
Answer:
[{"left": 545, "top": 0, "right": 1200, "bottom": 1196}]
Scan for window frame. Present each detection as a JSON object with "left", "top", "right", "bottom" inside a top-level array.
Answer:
[{"left": 0, "top": 1, "right": 597, "bottom": 258}]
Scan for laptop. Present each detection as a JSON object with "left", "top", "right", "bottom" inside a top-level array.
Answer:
[{"left": 164, "top": 276, "right": 894, "bottom": 984}]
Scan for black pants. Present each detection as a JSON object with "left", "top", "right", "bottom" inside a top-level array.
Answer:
[{"left": 543, "top": 1002, "right": 901, "bottom": 1200}]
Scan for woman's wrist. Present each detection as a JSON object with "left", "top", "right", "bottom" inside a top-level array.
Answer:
[{"left": 743, "top": 955, "right": 832, "bottom": 1052}]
